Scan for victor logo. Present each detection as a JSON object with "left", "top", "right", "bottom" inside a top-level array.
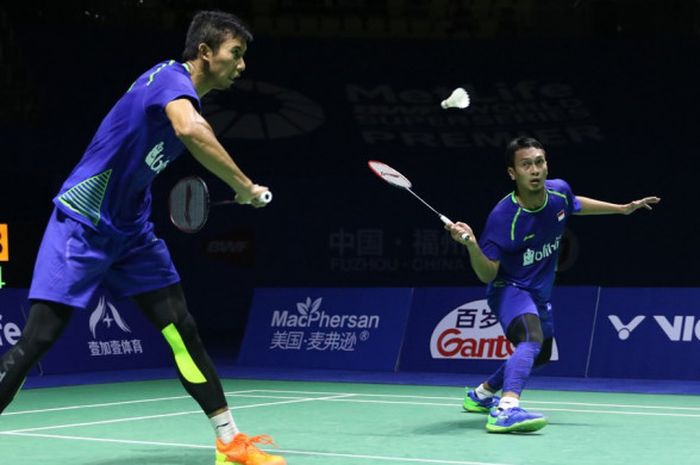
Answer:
[
  {"left": 654, "top": 316, "right": 700, "bottom": 342},
  {"left": 609, "top": 314, "right": 700, "bottom": 342},
  {"left": 608, "top": 315, "right": 646, "bottom": 340}
]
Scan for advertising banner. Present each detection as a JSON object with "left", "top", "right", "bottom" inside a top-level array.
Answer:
[
  {"left": 40, "top": 290, "right": 172, "bottom": 374},
  {"left": 238, "top": 288, "right": 413, "bottom": 370},
  {"left": 587, "top": 288, "right": 700, "bottom": 380},
  {"left": 0, "top": 289, "right": 37, "bottom": 376},
  {"left": 0, "top": 289, "right": 29, "bottom": 358},
  {"left": 399, "top": 286, "right": 599, "bottom": 377}
]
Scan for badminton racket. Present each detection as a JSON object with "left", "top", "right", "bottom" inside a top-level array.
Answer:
[
  {"left": 367, "top": 160, "right": 470, "bottom": 241},
  {"left": 169, "top": 176, "right": 271, "bottom": 233}
]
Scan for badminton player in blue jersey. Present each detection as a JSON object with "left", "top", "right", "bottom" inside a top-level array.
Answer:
[
  {"left": 446, "top": 136, "right": 660, "bottom": 433},
  {"left": 0, "top": 10, "right": 285, "bottom": 465}
]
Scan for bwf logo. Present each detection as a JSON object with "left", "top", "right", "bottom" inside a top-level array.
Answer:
[{"left": 609, "top": 314, "right": 700, "bottom": 342}]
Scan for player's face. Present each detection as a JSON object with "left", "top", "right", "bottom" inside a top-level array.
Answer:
[
  {"left": 508, "top": 147, "right": 548, "bottom": 194},
  {"left": 207, "top": 35, "right": 247, "bottom": 90}
]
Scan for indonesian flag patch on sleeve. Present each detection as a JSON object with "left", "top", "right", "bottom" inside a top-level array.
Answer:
[{"left": 557, "top": 209, "right": 566, "bottom": 221}]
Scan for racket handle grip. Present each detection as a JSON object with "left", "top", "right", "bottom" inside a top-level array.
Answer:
[
  {"left": 258, "top": 191, "right": 273, "bottom": 204},
  {"left": 439, "top": 214, "right": 453, "bottom": 225},
  {"left": 440, "top": 214, "right": 469, "bottom": 240}
]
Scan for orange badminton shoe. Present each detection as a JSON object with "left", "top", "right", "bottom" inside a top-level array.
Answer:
[{"left": 215, "top": 433, "right": 287, "bottom": 465}]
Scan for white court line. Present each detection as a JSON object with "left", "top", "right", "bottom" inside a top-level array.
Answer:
[
  {"left": 0, "top": 410, "right": 202, "bottom": 434},
  {"left": 2, "top": 431, "right": 514, "bottom": 465},
  {"left": 7, "top": 387, "right": 700, "bottom": 424},
  {"left": 5, "top": 390, "right": 260, "bottom": 416},
  {"left": 306, "top": 398, "right": 700, "bottom": 418},
  {"left": 248, "top": 389, "right": 700, "bottom": 412},
  {"left": 529, "top": 407, "right": 700, "bottom": 418},
  {"left": 0, "top": 394, "right": 355, "bottom": 435}
]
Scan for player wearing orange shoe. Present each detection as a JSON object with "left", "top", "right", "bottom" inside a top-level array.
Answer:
[
  {"left": 0, "top": 10, "right": 285, "bottom": 464},
  {"left": 216, "top": 434, "right": 286, "bottom": 465}
]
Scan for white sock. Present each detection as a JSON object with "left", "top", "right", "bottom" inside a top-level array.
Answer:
[
  {"left": 475, "top": 384, "right": 496, "bottom": 400},
  {"left": 498, "top": 396, "right": 519, "bottom": 411},
  {"left": 210, "top": 410, "right": 239, "bottom": 444}
]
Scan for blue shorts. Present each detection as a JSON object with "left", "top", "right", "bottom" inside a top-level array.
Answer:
[
  {"left": 487, "top": 285, "right": 554, "bottom": 339},
  {"left": 29, "top": 208, "right": 180, "bottom": 309}
]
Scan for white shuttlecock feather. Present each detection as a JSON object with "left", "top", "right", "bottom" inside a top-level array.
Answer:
[{"left": 441, "top": 88, "right": 470, "bottom": 109}]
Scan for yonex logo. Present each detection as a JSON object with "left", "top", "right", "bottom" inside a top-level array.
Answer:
[
  {"left": 89, "top": 296, "right": 131, "bottom": 338},
  {"left": 204, "top": 80, "right": 324, "bottom": 140}
]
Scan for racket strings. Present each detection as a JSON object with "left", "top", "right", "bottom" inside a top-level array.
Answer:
[{"left": 170, "top": 177, "right": 209, "bottom": 232}]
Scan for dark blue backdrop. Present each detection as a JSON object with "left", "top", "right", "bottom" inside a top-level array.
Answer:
[{"left": 1, "top": 16, "right": 696, "bottom": 348}]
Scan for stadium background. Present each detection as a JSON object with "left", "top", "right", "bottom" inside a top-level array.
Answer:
[{"left": 0, "top": 0, "right": 697, "bottom": 356}]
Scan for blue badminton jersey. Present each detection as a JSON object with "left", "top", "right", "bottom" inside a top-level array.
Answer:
[
  {"left": 54, "top": 60, "right": 200, "bottom": 234},
  {"left": 480, "top": 179, "right": 581, "bottom": 302}
]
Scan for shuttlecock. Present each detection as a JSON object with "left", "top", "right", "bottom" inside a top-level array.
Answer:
[{"left": 440, "top": 87, "right": 470, "bottom": 109}]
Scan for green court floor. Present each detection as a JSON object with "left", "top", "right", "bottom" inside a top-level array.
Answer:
[{"left": 1, "top": 378, "right": 699, "bottom": 464}]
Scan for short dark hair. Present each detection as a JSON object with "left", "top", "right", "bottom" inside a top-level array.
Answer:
[
  {"left": 505, "top": 136, "right": 544, "bottom": 167},
  {"left": 182, "top": 11, "right": 253, "bottom": 61}
]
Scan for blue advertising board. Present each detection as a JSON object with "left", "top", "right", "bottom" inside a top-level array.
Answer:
[
  {"left": 587, "top": 288, "right": 700, "bottom": 380},
  {"left": 238, "top": 288, "right": 413, "bottom": 370},
  {"left": 542, "top": 286, "right": 599, "bottom": 377},
  {"left": 399, "top": 286, "right": 599, "bottom": 377},
  {"left": 40, "top": 290, "right": 172, "bottom": 375},
  {"left": 0, "top": 289, "right": 30, "bottom": 359}
]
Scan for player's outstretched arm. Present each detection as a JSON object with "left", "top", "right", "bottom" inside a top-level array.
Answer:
[
  {"left": 574, "top": 195, "right": 661, "bottom": 216},
  {"left": 445, "top": 222, "right": 500, "bottom": 283},
  {"left": 165, "top": 98, "right": 269, "bottom": 207}
]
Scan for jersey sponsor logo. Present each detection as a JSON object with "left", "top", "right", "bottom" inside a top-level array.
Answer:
[
  {"left": 144, "top": 141, "right": 170, "bottom": 174},
  {"left": 522, "top": 235, "right": 561, "bottom": 266},
  {"left": 430, "top": 299, "right": 559, "bottom": 360},
  {"left": 609, "top": 314, "right": 700, "bottom": 342}
]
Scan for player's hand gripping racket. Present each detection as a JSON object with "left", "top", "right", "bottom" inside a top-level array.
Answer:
[
  {"left": 169, "top": 176, "right": 271, "bottom": 233},
  {"left": 367, "top": 160, "right": 470, "bottom": 241}
]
